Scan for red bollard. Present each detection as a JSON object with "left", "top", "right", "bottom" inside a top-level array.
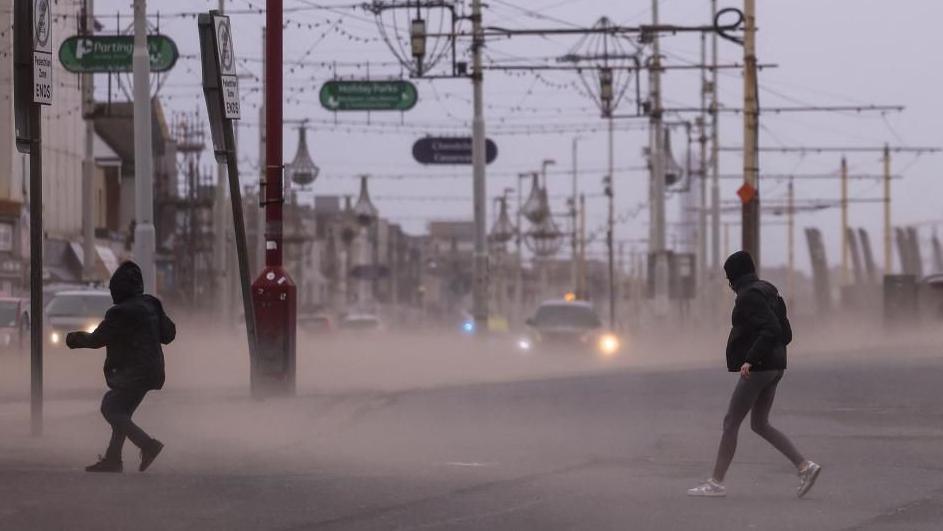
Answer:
[{"left": 251, "top": 266, "right": 296, "bottom": 396}]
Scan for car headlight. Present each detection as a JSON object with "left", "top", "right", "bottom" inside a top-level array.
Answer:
[
  {"left": 50, "top": 331, "right": 60, "bottom": 344},
  {"left": 462, "top": 320, "right": 475, "bottom": 334},
  {"left": 516, "top": 338, "right": 532, "bottom": 351},
  {"left": 597, "top": 333, "right": 620, "bottom": 357}
]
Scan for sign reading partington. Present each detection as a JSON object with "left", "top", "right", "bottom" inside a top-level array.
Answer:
[{"left": 59, "top": 35, "right": 178, "bottom": 73}]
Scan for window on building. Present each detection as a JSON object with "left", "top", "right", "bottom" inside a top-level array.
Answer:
[{"left": 0, "top": 223, "right": 13, "bottom": 252}]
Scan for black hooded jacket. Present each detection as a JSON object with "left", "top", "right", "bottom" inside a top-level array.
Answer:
[
  {"left": 66, "top": 262, "right": 175, "bottom": 390},
  {"left": 724, "top": 251, "right": 788, "bottom": 372}
]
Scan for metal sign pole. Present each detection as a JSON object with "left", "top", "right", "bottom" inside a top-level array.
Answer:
[
  {"left": 29, "top": 104, "right": 43, "bottom": 436},
  {"left": 15, "top": 0, "right": 53, "bottom": 437},
  {"left": 198, "top": 11, "right": 260, "bottom": 392}
]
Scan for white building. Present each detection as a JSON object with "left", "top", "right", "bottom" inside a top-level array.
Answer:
[{"left": 0, "top": 2, "right": 88, "bottom": 291}]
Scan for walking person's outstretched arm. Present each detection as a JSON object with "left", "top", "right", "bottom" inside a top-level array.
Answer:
[
  {"left": 157, "top": 302, "right": 176, "bottom": 345},
  {"left": 65, "top": 307, "right": 122, "bottom": 350}
]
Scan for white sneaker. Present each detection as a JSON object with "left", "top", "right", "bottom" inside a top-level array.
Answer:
[
  {"left": 797, "top": 461, "right": 822, "bottom": 498},
  {"left": 687, "top": 478, "right": 727, "bottom": 497}
]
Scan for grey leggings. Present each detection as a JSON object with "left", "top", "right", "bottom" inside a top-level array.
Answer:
[{"left": 713, "top": 370, "right": 805, "bottom": 481}]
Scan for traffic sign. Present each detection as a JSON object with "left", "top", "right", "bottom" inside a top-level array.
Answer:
[
  {"left": 320, "top": 80, "right": 418, "bottom": 112},
  {"left": 32, "top": 0, "right": 52, "bottom": 105},
  {"left": 413, "top": 137, "right": 498, "bottom": 165},
  {"left": 737, "top": 183, "right": 757, "bottom": 204},
  {"left": 213, "top": 15, "right": 240, "bottom": 119},
  {"left": 59, "top": 35, "right": 178, "bottom": 73}
]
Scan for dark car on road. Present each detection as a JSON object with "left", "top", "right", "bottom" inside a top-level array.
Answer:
[{"left": 517, "top": 300, "right": 621, "bottom": 357}]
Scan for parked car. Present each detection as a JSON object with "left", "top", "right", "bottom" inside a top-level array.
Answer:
[
  {"left": 516, "top": 300, "right": 621, "bottom": 357},
  {"left": 44, "top": 290, "right": 113, "bottom": 347},
  {"left": 0, "top": 297, "right": 29, "bottom": 351},
  {"left": 339, "top": 313, "right": 384, "bottom": 333},
  {"left": 299, "top": 313, "right": 335, "bottom": 335}
]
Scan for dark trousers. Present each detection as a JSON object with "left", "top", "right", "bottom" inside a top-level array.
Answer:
[
  {"left": 712, "top": 370, "right": 805, "bottom": 482},
  {"left": 101, "top": 389, "right": 153, "bottom": 461}
]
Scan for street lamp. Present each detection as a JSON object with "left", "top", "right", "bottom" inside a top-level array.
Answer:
[
  {"left": 410, "top": 17, "right": 427, "bottom": 76},
  {"left": 599, "top": 67, "right": 614, "bottom": 117}
]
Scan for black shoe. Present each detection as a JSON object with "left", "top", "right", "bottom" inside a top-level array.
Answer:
[
  {"left": 139, "top": 439, "right": 164, "bottom": 472},
  {"left": 86, "top": 455, "right": 123, "bottom": 473}
]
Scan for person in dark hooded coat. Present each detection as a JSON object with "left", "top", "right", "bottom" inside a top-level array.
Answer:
[
  {"left": 688, "top": 251, "right": 821, "bottom": 498},
  {"left": 66, "top": 261, "right": 175, "bottom": 473}
]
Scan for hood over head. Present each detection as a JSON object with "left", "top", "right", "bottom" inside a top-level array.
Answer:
[
  {"left": 109, "top": 261, "right": 144, "bottom": 303},
  {"left": 724, "top": 250, "right": 756, "bottom": 283}
]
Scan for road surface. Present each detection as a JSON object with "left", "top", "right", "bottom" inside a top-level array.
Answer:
[{"left": 0, "top": 325, "right": 941, "bottom": 530}]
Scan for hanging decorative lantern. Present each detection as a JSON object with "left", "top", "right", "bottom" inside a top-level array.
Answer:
[
  {"left": 525, "top": 214, "right": 563, "bottom": 258},
  {"left": 558, "top": 17, "right": 641, "bottom": 118},
  {"left": 490, "top": 197, "right": 515, "bottom": 244},
  {"left": 353, "top": 175, "right": 379, "bottom": 227},
  {"left": 663, "top": 128, "right": 684, "bottom": 187},
  {"left": 521, "top": 174, "right": 549, "bottom": 225},
  {"left": 288, "top": 126, "right": 320, "bottom": 187},
  {"left": 368, "top": 1, "right": 455, "bottom": 77}
]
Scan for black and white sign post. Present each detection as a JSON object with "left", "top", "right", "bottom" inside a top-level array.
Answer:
[
  {"left": 198, "top": 11, "right": 259, "bottom": 369},
  {"left": 14, "top": 0, "right": 52, "bottom": 436}
]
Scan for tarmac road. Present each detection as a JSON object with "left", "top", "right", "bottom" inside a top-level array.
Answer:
[{"left": 0, "top": 329, "right": 942, "bottom": 530}]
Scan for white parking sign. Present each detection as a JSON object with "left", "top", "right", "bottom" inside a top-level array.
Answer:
[
  {"left": 214, "top": 15, "right": 240, "bottom": 119},
  {"left": 33, "top": 0, "right": 52, "bottom": 105}
]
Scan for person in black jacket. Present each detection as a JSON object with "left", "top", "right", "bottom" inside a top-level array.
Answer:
[
  {"left": 688, "top": 251, "right": 821, "bottom": 498},
  {"left": 66, "top": 261, "right": 175, "bottom": 473}
]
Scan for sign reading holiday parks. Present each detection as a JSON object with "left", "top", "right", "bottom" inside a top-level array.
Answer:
[
  {"left": 319, "top": 80, "right": 418, "bottom": 112},
  {"left": 58, "top": 35, "right": 179, "bottom": 73}
]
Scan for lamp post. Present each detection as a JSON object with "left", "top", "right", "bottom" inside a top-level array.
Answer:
[
  {"left": 353, "top": 175, "right": 378, "bottom": 309},
  {"left": 490, "top": 192, "right": 515, "bottom": 321}
]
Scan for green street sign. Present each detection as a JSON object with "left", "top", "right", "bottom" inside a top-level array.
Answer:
[
  {"left": 59, "top": 35, "right": 179, "bottom": 73},
  {"left": 319, "top": 80, "right": 418, "bottom": 112}
]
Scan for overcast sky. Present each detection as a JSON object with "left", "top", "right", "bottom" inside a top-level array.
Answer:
[{"left": 88, "top": 0, "right": 943, "bottom": 274}]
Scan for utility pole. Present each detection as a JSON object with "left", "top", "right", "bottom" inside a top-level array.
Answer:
[
  {"left": 787, "top": 176, "right": 795, "bottom": 304},
  {"left": 214, "top": 0, "right": 228, "bottom": 318},
  {"left": 132, "top": 0, "right": 156, "bottom": 293},
  {"left": 516, "top": 173, "right": 526, "bottom": 322},
  {"left": 710, "top": 0, "right": 721, "bottom": 271},
  {"left": 697, "top": 29, "right": 708, "bottom": 289},
  {"left": 248, "top": 0, "right": 297, "bottom": 396},
  {"left": 471, "top": 0, "right": 489, "bottom": 333},
  {"left": 578, "top": 193, "right": 586, "bottom": 297},
  {"left": 81, "top": 0, "right": 95, "bottom": 282},
  {"left": 741, "top": 0, "right": 760, "bottom": 267},
  {"left": 571, "top": 137, "right": 579, "bottom": 292},
  {"left": 606, "top": 174, "right": 615, "bottom": 328},
  {"left": 883, "top": 144, "right": 892, "bottom": 274},
  {"left": 840, "top": 156, "right": 849, "bottom": 286},
  {"left": 650, "top": 0, "right": 669, "bottom": 316}
]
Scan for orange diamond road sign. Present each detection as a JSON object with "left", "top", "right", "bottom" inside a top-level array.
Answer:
[{"left": 737, "top": 183, "right": 757, "bottom": 204}]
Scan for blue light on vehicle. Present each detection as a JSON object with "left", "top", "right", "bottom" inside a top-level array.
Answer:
[{"left": 462, "top": 320, "right": 475, "bottom": 334}]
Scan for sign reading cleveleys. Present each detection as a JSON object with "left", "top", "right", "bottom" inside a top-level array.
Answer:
[
  {"left": 413, "top": 137, "right": 498, "bottom": 165},
  {"left": 213, "top": 15, "right": 240, "bottom": 119},
  {"left": 33, "top": 0, "right": 53, "bottom": 105}
]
